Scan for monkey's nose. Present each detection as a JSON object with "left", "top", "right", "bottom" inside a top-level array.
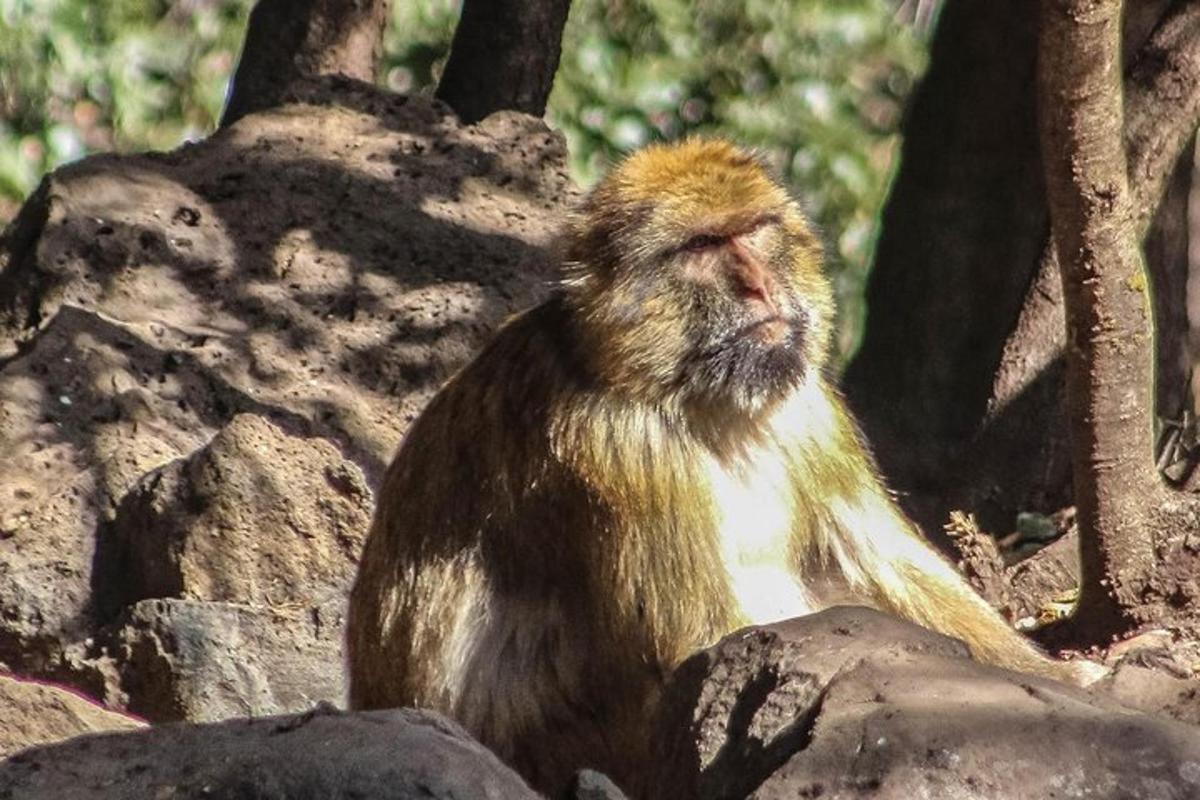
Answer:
[{"left": 730, "top": 259, "right": 779, "bottom": 316}]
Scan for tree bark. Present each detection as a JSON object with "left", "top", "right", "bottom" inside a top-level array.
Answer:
[
  {"left": 841, "top": 1, "right": 1049, "bottom": 516},
  {"left": 1144, "top": 136, "right": 1194, "bottom": 446},
  {"left": 1038, "top": 0, "right": 1200, "bottom": 634},
  {"left": 435, "top": 0, "right": 572, "bottom": 124},
  {"left": 845, "top": 0, "right": 1200, "bottom": 541},
  {"left": 965, "top": 3, "right": 1200, "bottom": 534},
  {"left": 221, "top": 0, "right": 390, "bottom": 127}
]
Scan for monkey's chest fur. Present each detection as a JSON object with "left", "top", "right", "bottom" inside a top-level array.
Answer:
[
  {"left": 706, "top": 443, "right": 821, "bottom": 624},
  {"left": 444, "top": 400, "right": 835, "bottom": 761}
]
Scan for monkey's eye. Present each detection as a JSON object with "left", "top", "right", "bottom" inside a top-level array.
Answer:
[{"left": 682, "top": 233, "right": 728, "bottom": 252}]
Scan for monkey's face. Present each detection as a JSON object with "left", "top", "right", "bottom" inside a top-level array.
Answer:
[{"left": 563, "top": 139, "right": 834, "bottom": 417}]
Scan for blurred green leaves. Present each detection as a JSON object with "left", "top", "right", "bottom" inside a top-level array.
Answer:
[
  {"left": 0, "top": 0, "right": 251, "bottom": 209},
  {"left": 1, "top": 0, "right": 927, "bottom": 357},
  {"left": 381, "top": 0, "right": 459, "bottom": 95}
]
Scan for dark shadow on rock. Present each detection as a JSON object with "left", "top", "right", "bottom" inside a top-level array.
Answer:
[
  {"left": 0, "top": 704, "right": 541, "bottom": 799},
  {"left": 0, "top": 77, "right": 576, "bottom": 712}
]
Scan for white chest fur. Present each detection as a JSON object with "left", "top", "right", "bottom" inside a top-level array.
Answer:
[{"left": 706, "top": 440, "right": 817, "bottom": 625}]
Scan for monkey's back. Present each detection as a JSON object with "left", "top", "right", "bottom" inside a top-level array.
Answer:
[{"left": 347, "top": 295, "right": 701, "bottom": 790}]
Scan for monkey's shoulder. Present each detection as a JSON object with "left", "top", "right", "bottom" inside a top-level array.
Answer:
[
  {"left": 372, "top": 295, "right": 591, "bottom": 530},
  {"left": 443, "top": 293, "right": 589, "bottom": 414}
]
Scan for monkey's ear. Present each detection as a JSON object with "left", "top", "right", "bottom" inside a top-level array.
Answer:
[{"left": 559, "top": 196, "right": 648, "bottom": 276}]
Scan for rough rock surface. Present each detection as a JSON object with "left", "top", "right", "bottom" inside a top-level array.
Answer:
[
  {"left": 652, "top": 606, "right": 1200, "bottom": 800},
  {"left": 562, "top": 770, "right": 631, "bottom": 800},
  {"left": 99, "top": 596, "right": 348, "bottom": 722},
  {"left": 97, "top": 412, "right": 371, "bottom": 617},
  {"left": 0, "top": 704, "right": 540, "bottom": 799},
  {"left": 0, "top": 673, "right": 143, "bottom": 759},
  {"left": 0, "top": 76, "right": 573, "bottom": 719},
  {"left": 1101, "top": 659, "right": 1200, "bottom": 726}
]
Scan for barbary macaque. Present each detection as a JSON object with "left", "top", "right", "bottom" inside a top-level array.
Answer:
[{"left": 347, "top": 138, "right": 1098, "bottom": 795}]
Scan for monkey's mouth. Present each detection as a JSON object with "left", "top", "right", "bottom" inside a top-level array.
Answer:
[{"left": 735, "top": 315, "right": 804, "bottom": 348}]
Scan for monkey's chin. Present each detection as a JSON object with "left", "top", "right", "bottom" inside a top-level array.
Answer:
[
  {"left": 732, "top": 349, "right": 807, "bottom": 414},
  {"left": 682, "top": 327, "right": 807, "bottom": 417}
]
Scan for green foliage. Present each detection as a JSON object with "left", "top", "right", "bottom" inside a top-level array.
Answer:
[
  {"left": 0, "top": 0, "right": 251, "bottom": 205},
  {"left": 381, "top": 0, "right": 460, "bottom": 95},
  {"left": 1, "top": 0, "right": 927, "bottom": 358}
]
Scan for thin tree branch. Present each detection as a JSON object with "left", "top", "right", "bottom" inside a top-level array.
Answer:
[{"left": 1038, "top": 0, "right": 1163, "bottom": 627}]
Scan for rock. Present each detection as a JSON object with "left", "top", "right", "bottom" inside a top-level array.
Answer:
[
  {"left": 0, "top": 704, "right": 540, "bottom": 799},
  {"left": 86, "top": 414, "right": 368, "bottom": 721},
  {"left": 561, "top": 769, "right": 631, "bottom": 800},
  {"left": 653, "top": 606, "right": 968, "bottom": 799},
  {"left": 651, "top": 606, "right": 1200, "bottom": 800},
  {"left": 96, "top": 413, "right": 370, "bottom": 616},
  {"left": 100, "top": 597, "right": 347, "bottom": 723},
  {"left": 1099, "top": 659, "right": 1200, "bottom": 726},
  {"left": 0, "top": 673, "right": 144, "bottom": 759},
  {"left": 0, "top": 75, "right": 575, "bottom": 717}
]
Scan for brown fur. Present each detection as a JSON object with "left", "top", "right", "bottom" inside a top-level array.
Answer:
[{"left": 347, "top": 139, "right": 1099, "bottom": 796}]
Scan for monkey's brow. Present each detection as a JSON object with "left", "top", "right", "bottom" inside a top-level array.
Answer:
[{"left": 661, "top": 212, "right": 783, "bottom": 258}]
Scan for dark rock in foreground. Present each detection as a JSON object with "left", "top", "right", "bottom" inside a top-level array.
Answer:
[
  {"left": 7, "top": 608, "right": 1200, "bottom": 799},
  {"left": 0, "top": 705, "right": 539, "bottom": 800},
  {"left": 652, "top": 606, "right": 1200, "bottom": 800}
]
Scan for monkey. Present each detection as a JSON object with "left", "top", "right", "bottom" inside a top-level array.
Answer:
[{"left": 347, "top": 138, "right": 1101, "bottom": 796}]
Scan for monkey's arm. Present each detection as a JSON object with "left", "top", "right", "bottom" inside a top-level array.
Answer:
[
  {"left": 820, "top": 479, "right": 1061, "bottom": 677},
  {"left": 784, "top": 380, "right": 1098, "bottom": 683},
  {"left": 348, "top": 298, "right": 592, "bottom": 711},
  {"left": 346, "top": 377, "right": 493, "bottom": 710}
]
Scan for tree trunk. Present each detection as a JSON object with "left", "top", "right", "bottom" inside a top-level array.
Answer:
[
  {"left": 1039, "top": 0, "right": 1200, "bottom": 637},
  {"left": 1145, "top": 135, "right": 1194, "bottom": 451},
  {"left": 965, "top": 6, "right": 1200, "bottom": 536},
  {"left": 435, "top": 0, "right": 572, "bottom": 124},
  {"left": 846, "top": 0, "right": 1200, "bottom": 543},
  {"left": 221, "top": 0, "right": 390, "bottom": 127},
  {"left": 841, "top": 1, "right": 1049, "bottom": 530}
]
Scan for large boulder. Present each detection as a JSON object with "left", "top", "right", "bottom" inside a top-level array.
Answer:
[
  {"left": 651, "top": 606, "right": 1200, "bottom": 799},
  {"left": 0, "top": 76, "right": 575, "bottom": 719},
  {"left": 0, "top": 704, "right": 540, "bottom": 799}
]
